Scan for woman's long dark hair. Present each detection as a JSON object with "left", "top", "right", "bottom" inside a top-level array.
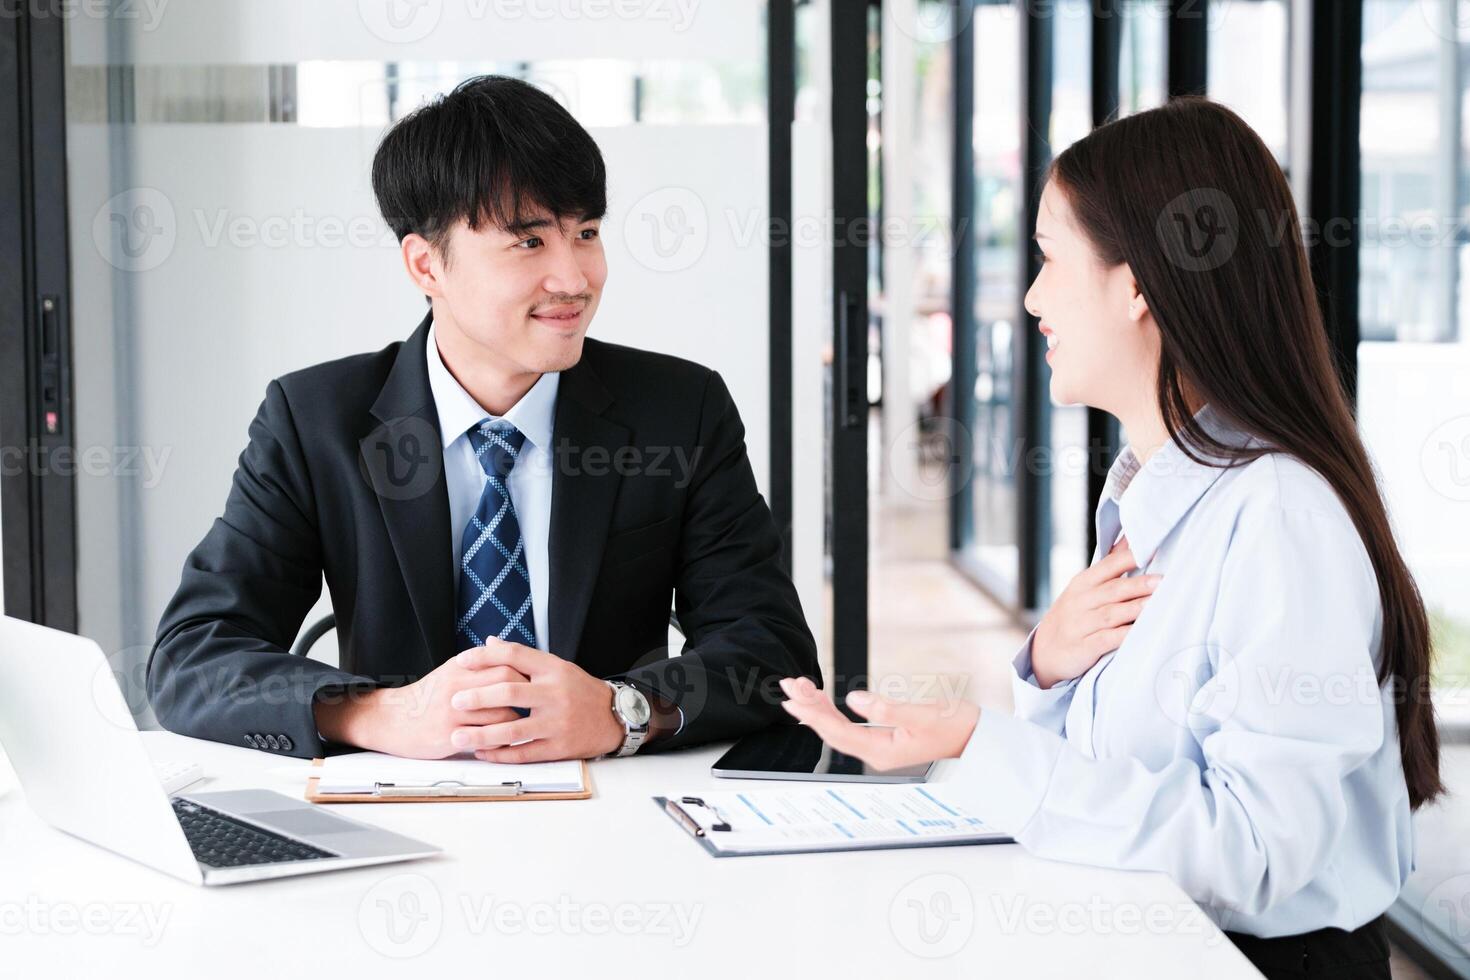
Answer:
[{"left": 1049, "top": 97, "right": 1442, "bottom": 810}]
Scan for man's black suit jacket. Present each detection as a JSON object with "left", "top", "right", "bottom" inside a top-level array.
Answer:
[{"left": 148, "top": 314, "right": 819, "bottom": 758}]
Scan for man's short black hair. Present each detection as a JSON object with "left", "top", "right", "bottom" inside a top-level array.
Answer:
[{"left": 372, "top": 74, "right": 607, "bottom": 260}]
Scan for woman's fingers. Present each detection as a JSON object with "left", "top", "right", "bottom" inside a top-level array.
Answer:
[
  {"left": 1090, "top": 596, "right": 1150, "bottom": 633},
  {"left": 1085, "top": 625, "right": 1132, "bottom": 659},
  {"left": 778, "top": 678, "right": 896, "bottom": 761},
  {"left": 1078, "top": 542, "right": 1138, "bottom": 588},
  {"left": 1095, "top": 574, "right": 1162, "bottom": 606},
  {"left": 844, "top": 690, "right": 940, "bottom": 729},
  {"left": 1036, "top": 537, "right": 1154, "bottom": 687}
]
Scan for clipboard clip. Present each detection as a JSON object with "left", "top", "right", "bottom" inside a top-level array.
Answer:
[
  {"left": 373, "top": 779, "right": 523, "bottom": 798},
  {"left": 667, "top": 796, "right": 731, "bottom": 833}
]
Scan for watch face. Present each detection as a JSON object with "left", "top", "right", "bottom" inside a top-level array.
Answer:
[{"left": 616, "top": 686, "right": 652, "bottom": 727}]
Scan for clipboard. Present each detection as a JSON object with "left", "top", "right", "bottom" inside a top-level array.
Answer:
[
  {"left": 653, "top": 792, "right": 1013, "bottom": 858},
  {"left": 304, "top": 757, "right": 593, "bottom": 803}
]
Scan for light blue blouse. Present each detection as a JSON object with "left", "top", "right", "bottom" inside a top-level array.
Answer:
[{"left": 939, "top": 404, "right": 1414, "bottom": 938}]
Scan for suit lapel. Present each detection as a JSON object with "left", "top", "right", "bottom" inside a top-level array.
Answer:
[
  {"left": 362, "top": 312, "right": 456, "bottom": 674},
  {"left": 548, "top": 347, "right": 630, "bottom": 659}
]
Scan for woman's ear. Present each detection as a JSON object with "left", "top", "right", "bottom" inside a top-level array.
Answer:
[{"left": 1126, "top": 274, "right": 1150, "bottom": 324}]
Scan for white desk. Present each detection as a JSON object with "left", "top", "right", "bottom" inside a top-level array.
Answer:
[{"left": 0, "top": 731, "right": 1259, "bottom": 978}]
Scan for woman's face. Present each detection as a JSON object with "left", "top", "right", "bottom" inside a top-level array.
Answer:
[{"left": 1023, "top": 178, "right": 1160, "bottom": 417}]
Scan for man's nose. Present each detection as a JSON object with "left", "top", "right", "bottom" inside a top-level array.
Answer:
[{"left": 543, "top": 241, "right": 590, "bottom": 295}]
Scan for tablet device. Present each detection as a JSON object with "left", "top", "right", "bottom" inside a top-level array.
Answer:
[{"left": 711, "top": 724, "right": 935, "bottom": 783}]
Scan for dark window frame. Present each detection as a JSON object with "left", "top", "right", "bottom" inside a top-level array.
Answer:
[
  {"left": 1, "top": 6, "right": 78, "bottom": 630},
  {"left": 769, "top": 0, "right": 796, "bottom": 570},
  {"left": 829, "top": 0, "right": 872, "bottom": 702}
]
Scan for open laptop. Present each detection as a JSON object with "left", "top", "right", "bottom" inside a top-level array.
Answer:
[{"left": 0, "top": 615, "right": 441, "bottom": 885}]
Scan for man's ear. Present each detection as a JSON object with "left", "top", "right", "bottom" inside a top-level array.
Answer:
[{"left": 401, "top": 232, "right": 444, "bottom": 300}]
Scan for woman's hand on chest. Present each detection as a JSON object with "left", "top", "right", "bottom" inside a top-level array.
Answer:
[{"left": 1031, "top": 537, "right": 1163, "bottom": 689}]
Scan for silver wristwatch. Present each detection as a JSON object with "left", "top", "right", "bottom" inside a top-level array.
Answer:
[{"left": 605, "top": 681, "right": 652, "bottom": 757}]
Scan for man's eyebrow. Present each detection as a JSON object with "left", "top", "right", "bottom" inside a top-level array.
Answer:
[
  {"left": 504, "top": 212, "right": 603, "bottom": 234},
  {"left": 505, "top": 216, "right": 554, "bottom": 234}
]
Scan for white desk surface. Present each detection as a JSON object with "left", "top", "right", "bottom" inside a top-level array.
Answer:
[{"left": 0, "top": 730, "right": 1260, "bottom": 978}]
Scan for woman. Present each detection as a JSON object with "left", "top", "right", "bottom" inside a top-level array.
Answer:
[{"left": 780, "top": 97, "right": 1442, "bottom": 980}]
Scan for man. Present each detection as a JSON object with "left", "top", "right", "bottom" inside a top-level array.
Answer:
[{"left": 148, "top": 74, "right": 818, "bottom": 763}]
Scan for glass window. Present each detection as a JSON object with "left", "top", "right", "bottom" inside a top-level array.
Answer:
[
  {"left": 1359, "top": 0, "right": 1470, "bottom": 964},
  {"left": 964, "top": 0, "right": 1024, "bottom": 597},
  {"left": 1044, "top": 0, "right": 1094, "bottom": 605},
  {"left": 962, "top": 0, "right": 1164, "bottom": 607},
  {"left": 896, "top": 0, "right": 960, "bottom": 512},
  {"left": 1207, "top": 0, "right": 1289, "bottom": 165},
  {"left": 1117, "top": 0, "right": 1166, "bottom": 117}
]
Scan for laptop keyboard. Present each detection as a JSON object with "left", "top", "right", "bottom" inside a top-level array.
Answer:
[{"left": 172, "top": 798, "right": 336, "bottom": 868}]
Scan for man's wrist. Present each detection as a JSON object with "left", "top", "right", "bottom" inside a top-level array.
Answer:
[
  {"left": 595, "top": 682, "right": 627, "bottom": 755},
  {"left": 313, "top": 685, "right": 385, "bottom": 750},
  {"left": 598, "top": 679, "right": 680, "bottom": 755},
  {"left": 625, "top": 680, "right": 681, "bottom": 745}
]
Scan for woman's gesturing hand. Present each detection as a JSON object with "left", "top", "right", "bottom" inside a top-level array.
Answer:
[
  {"left": 1030, "top": 536, "right": 1161, "bottom": 690},
  {"left": 776, "top": 677, "right": 980, "bottom": 771}
]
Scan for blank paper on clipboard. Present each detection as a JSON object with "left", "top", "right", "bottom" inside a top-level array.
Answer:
[{"left": 313, "top": 750, "right": 586, "bottom": 795}]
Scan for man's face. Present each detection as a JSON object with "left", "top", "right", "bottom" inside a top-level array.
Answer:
[{"left": 419, "top": 209, "right": 607, "bottom": 376}]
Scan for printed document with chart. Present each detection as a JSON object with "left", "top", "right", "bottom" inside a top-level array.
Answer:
[{"left": 658, "top": 784, "right": 1012, "bottom": 856}]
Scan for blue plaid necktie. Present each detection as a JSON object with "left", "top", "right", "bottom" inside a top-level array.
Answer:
[{"left": 455, "top": 419, "right": 537, "bottom": 650}]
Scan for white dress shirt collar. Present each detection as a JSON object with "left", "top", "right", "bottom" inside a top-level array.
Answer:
[
  {"left": 1105, "top": 403, "right": 1262, "bottom": 567},
  {"left": 424, "top": 322, "right": 559, "bottom": 451}
]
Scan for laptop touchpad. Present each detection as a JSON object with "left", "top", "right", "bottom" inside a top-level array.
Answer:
[{"left": 250, "top": 808, "right": 362, "bottom": 836}]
